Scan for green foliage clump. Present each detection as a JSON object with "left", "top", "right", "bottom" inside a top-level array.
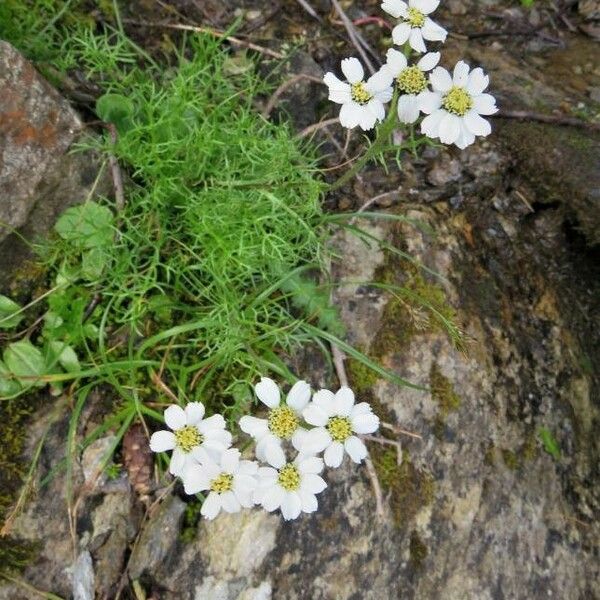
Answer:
[{"left": 429, "top": 363, "right": 461, "bottom": 439}]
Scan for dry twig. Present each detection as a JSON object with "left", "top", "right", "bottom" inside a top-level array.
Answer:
[{"left": 262, "top": 74, "right": 323, "bottom": 118}]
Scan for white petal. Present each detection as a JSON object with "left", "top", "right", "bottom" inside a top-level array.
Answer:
[
  {"left": 381, "top": 0, "right": 408, "bottom": 19},
  {"left": 303, "top": 404, "right": 329, "bottom": 426},
  {"left": 264, "top": 440, "right": 286, "bottom": 469},
  {"left": 392, "top": 23, "right": 411, "bottom": 46},
  {"left": 201, "top": 493, "right": 222, "bottom": 520},
  {"left": 291, "top": 427, "right": 308, "bottom": 452},
  {"left": 286, "top": 380, "right": 311, "bottom": 412},
  {"left": 324, "top": 72, "right": 352, "bottom": 104},
  {"left": 345, "top": 436, "right": 368, "bottom": 463},
  {"left": 220, "top": 491, "right": 241, "bottom": 513},
  {"left": 234, "top": 482, "right": 256, "bottom": 508},
  {"left": 455, "top": 122, "right": 476, "bottom": 149},
  {"left": 453, "top": 61, "right": 470, "bottom": 87},
  {"left": 149, "top": 430, "right": 176, "bottom": 452},
  {"left": 341, "top": 57, "right": 364, "bottom": 84},
  {"left": 472, "top": 93, "right": 498, "bottom": 115},
  {"left": 297, "top": 455, "right": 324, "bottom": 475},
  {"left": 466, "top": 68, "right": 489, "bottom": 95},
  {"left": 429, "top": 67, "right": 452, "bottom": 93},
  {"left": 350, "top": 402, "right": 373, "bottom": 418},
  {"left": 281, "top": 491, "right": 303, "bottom": 520},
  {"left": 414, "top": 0, "right": 439, "bottom": 14},
  {"left": 409, "top": 29, "right": 427, "bottom": 54},
  {"left": 324, "top": 442, "right": 345, "bottom": 468},
  {"left": 169, "top": 448, "right": 186, "bottom": 476},
  {"left": 220, "top": 448, "right": 241, "bottom": 473},
  {"left": 202, "top": 440, "right": 229, "bottom": 461},
  {"left": 184, "top": 402, "right": 205, "bottom": 425},
  {"left": 238, "top": 460, "right": 259, "bottom": 476},
  {"left": 417, "top": 90, "right": 442, "bottom": 114},
  {"left": 421, "top": 109, "right": 445, "bottom": 137},
  {"left": 351, "top": 412, "right": 380, "bottom": 434},
  {"left": 422, "top": 17, "right": 447, "bottom": 42},
  {"left": 339, "top": 102, "right": 362, "bottom": 129},
  {"left": 255, "top": 377, "right": 280, "bottom": 408},
  {"left": 312, "top": 389, "right": 336, "bottom": 414},
  {"left": 417, "top": 51, "right": 440, "bottom": 72},
  {"left": 261, "top": 484, "right": 285, "bottom": 511},
  {"left": 239, "top": 415, "right": 269, "bottom": 439},
  {"left": 198, "top": 414, "right": 226, "bottom": 433},
  {"left": 464, "top": 110, "right": 492, "bottom": 136},
  {"left": 366, "top": 69, "right": 394, "bottom": 94},
  {"left": 358, "top": 105, "right": 378, "bottom": 131},
  {"left": 190, "top": 445, "right": 212, "bottom": 465},
  {"left": 256, "top": 466, "right": 278, "bottom": 485},
  {"left": 397, "top": 94, "right": 421, "bottom": 124},
  {"left": 164, "top": 405, "right": 186, "bottom": 430},
  {"left": 299, "top": 427, "right": 331, "bottom": 454},
  {"left": 385, "top": 48, "right": 407, "bottom": 77},
  {"left": 333, "top": 387, "right": 355, "bottom": 416},
  {"left": 367, "top": 98, "right": 387, "bottom": 124},
  {"left": 256, "top": 433, "right": 280, "bottom": 461},
  {"left": 301, "top": 473, "right": 327, "bottom": 494},
  {"left": 298, "top": 489, "right": 318, "bottom": 513},
  {"left": 439, "top": 112, "right": 461, "bottom": 144},
  {"left": 183, "top": 464, "right": 210, "bottom": 494}
]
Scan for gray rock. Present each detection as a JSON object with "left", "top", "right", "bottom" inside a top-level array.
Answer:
[
  {"left": 0, "top": 41, "right": 110, "bottom": 288},
  {"left": 71, "top": 551, "right": 95, "bottom": 600},
  {"left": 128, "top": 494, "right": 186, "bottom": 580}
]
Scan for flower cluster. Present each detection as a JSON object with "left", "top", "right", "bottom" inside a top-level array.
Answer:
[
  {"left": 149, "top": 377, "right": 380, "bottom": 521},
  {"left": 324, "top": 0, "right": 498, "bottom": 148}
]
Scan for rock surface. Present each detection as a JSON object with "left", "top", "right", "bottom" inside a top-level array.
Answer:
[{"left": 0, "top": 40, "right": 109, "bottom": 288}]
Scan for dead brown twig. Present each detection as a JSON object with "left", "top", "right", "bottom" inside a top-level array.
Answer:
[
  {"left": 297, "top": 117, "right": 341, "bottom": 139},
  {"left": 122, "top": 19, "right": 284, "bottom": 59},
  {"left": 262, "top": 74, "right": 324, "bottom": 118}
]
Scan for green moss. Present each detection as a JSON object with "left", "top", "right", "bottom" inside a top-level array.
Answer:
[
  {"left": 409, "top": 531, "right": 428, "bottom": 570},
  {"left": 347, "top": 357, "right": 380, "bottom": 393},
  {"left": 371, "top": 446, "right": 435, "bottom": 529},
  {"left": 430, "top": 363, "right": 461, "bottom": 440},
  {"left": 0, "top": 397, "right": 40, "bottom": 573},
  {"left": 502, "top": 449, "right": 519, "bottom": 471},
  {"left": 179, "top": 498, "right": 203, "bottom": 543}
]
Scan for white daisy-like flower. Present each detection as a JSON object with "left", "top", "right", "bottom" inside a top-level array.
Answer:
[
  {"left": 382, "top": 0, "right": 447, "bottom": 53},
  {"left": 182, "top": 448, "right": 259, "bottom": 520},
  {"left": 420, "top": 61, "right": 498, "bottom": 149},
  {"left": 149, "top": 402, "right": 232, "bottom": 477},
  {"left": 254, "top": 453, "right": 327, "bottom": 521},
  {"left": 239, "top": 378, "right": 312, "bottom": 469},
  {"left": 323, "top": 58, "right": 393, "bottom": 131},
  {"left": 300, "top": 387, "right": 379, "bottom": 468},
  {"left": 383, "top": 48, "right": 440, "bottom": 124}
]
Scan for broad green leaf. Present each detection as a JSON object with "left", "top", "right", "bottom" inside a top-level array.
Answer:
[
  {"left": 0, "top": 360, "right": 22, "bottom": 396},
  {"left": 55, "top": 202, "right": 113, "bottom": 249},
  {"left": 44, "top": 311, "right": 64, "bottom": 330},
  {"left": 96, "top": 93, "right": 135, "bottom": 133},
  {"left": 4, "top": 340, "right": 46, "bottom": 386},
  {"left": 81, "top": 247, "right": 106, "bottom": 281},
  {"left": 0, "top": 295, "right": 23, "bottom": 329},
  {"left": 538, "top": 428, "right": 560, "bottom": 460},
  {"left": 48, "top": 341, "right": 80, "bottom": 373}
]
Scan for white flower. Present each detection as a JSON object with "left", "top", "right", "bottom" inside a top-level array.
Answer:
[
  {"left": 420, "top": 61, "right": 498, "bottom": 148},
  {"left": 149, "top": 402, "right": 232, "bottom": 477},
  {"left": 383, "top": 48, "right": 440, "bottom": 124},
  {"left": 324, "top": 58, "right": 393, "bottom": 131},
  {"left": 382, "top": 0, "right": 447, "bottom": 53},
  {"left": 254, "top": 453, "right": 327, "bottom": 520},
  {"left": 300, "top": 387, "right": 379, "bottom": 468},
  {"left": 239, "top": 378, "right": 312, "bottom": 469},
  {"left": 182, "top": 448, "right": 259, "bottom": 519}
]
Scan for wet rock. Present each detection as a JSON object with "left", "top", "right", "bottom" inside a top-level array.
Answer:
[
  {"left": 128, "top": 494, "right": 186, "bottom": 580},
  {"left": 0, "top": 41, "right": 110, "bottom": 288}
]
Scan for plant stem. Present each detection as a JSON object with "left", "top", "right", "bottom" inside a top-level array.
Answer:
[{"left": 329, "top": 89, "right": 400, "bottom": 191}]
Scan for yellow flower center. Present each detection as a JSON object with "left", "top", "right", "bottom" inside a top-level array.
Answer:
[
  {"left": 174, "top": 425, "right": 203, "bottom": 453},
  {"left": 397, "top": 66, "right": 428, "bottom": 95},
  {"left": 351, "top": 82, "right": 373, "bottom": 106},
  {"left": 268, "top": 405, "right": 299, "bottom": 439},
  {"left": 406, "top": 7, "right": 425, "bottom": 28},
  {"left": 210, "top": 472, "right": 234, "bottom": 494},
  {"left": 327, "top": 416, "right": 353, "bottom": 442},
  {"left": 278, "top": 464, "right": 301, "bottom": 491},
  {"left": 443, "top": 87, "right": 473, "bottom": 116}
]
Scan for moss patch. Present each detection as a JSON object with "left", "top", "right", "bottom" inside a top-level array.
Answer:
[
  {"left": 430, "top": 363, "right": 461, "bottom": 440},
  {"left": 409, "top": 531, "right": 428, "bottom": 570},
  {"left": 347, "top": 357, "right": 380, "bottom": 393}
]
